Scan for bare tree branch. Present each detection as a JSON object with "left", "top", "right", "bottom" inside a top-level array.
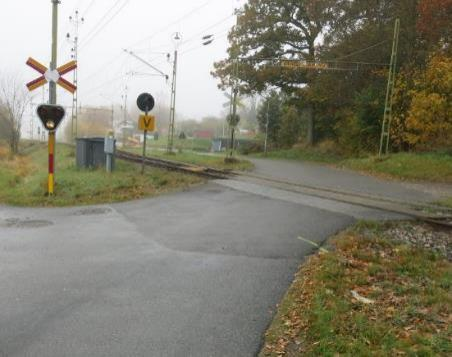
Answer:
[{"left": 0, "top": 73, "right": 31, "bottom": 154}]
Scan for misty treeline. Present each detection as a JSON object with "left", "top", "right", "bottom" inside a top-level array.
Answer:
[
  {"left": 213, "top": 0, "right": 451, "bottom": 154},
  {"left": 62, "top": 99, "right": 243, "bottom": 143}
]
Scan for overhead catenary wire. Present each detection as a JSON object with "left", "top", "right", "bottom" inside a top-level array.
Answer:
[
  {"left": 82, "top": 0, "right": 97, "bottom": 18},
  {"left": 123, "top": 49, "right": 169, "bottom": 79},
  {"left": 79, "top": 0, "right": 123, "bottom": 46},
  {"left": 81, "top": 58, "right": 158, "bottom": 99},
  {"left": 82, "top": 2, "right": 237, "bottom": 106},
  {"left": 126, "top": 0, "right": 217, "bottom": 49},
  {"left": 78, "top": 51, "right": 125, "bottom": 82},
  {"left": 180, "top": 14, "right": 234, "bottom": 47},
  {"left": 80, "top": 56, "right": 131, "bottom": 98},
  {"left": 79, "top": 0, "right": 132, "bottom": 51},
  {"left": 72, "top": 0, "right": 84, "bottom": 16},
  {"left": 82, "top": 1, "right": 226, "bottom": 85},
  {"left": 238, "top": 57, "right": 389, "bottom": 66},
  {"left": 333, "top": 40, "right": 389, "bottom": 61},
  {"left": 179, "top": 31, "right": 230, "bottom": 56},
  {"left": 80, "top": 73, "right": 128, "bottom": 102}
]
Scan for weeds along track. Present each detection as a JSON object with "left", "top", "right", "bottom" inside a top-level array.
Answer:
[{"left": 116, "top": 151, "right": 452, "bottom": 228}]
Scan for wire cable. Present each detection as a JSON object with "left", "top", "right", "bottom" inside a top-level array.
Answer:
[
  {"left": 82, "top": 0, "right": 97, "bottom": 18},
  {"left": 126, "top": 0, "right": 216, "bottom": 49},
  {"left": 80, "top": 0, "right": 123, "bottom": 43},
  {"left": 78, "top": 51, "right": 125, "bottom": 82},
  {"left": 180, "top": 15, "right": 234, "bottom": 47},
  {"left": 334, "top": 40, "right": 388, "bottom": 61},
  {"left": 81, "top": 55, "right": 130, "bottom": 97},
  {"left": 79, "top": 0, "right": 131, "bottom": 51},
  {"left": 180, "top": 31, "right": 229, "bottom": 56}
]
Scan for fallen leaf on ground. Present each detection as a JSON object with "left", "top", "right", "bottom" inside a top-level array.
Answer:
[{"left": 351, "top": 290, "right": 375, "bottom": 304}]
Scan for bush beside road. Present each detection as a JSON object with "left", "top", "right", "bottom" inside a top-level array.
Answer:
[{"left": 0, "top": 143, "right": 202, "bottom": 207}]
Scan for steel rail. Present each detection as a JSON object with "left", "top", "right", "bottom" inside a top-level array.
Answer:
[
  {"left": 116, "top": 151, "right": 451, "bottom": 228},
  {"left": 116, "top": 150, "right": 231, "bottom": 180},
  {"left": 232, "top": 171, "right": 452, "bottom": 228}
]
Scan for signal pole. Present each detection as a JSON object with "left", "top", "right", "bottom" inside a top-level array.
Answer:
[
  {"left": 121, "top": 86, "right": 128, "bottom": 147},
  {"left": 67, "top": 10, "right": 84, "bottom": 141},
  {"left": 49, "top": 0, "right": 58, "bottom": 106},
  {"left": 111, "top": 104, "right": 115, "bottom": 133},
  {"left": 167, "top": 32, "right": 181, "bottom": 154},
  {"left": 48, "top": 0, "right": 59, "bottom": 195}
]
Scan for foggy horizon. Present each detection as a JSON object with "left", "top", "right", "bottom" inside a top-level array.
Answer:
[{"left": 0, "top": 0, "right": 244, "bottom": 125}]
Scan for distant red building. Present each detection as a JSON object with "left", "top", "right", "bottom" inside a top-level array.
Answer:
[{"left": 193, "top": 130, "right": 214, "bottom": 139}]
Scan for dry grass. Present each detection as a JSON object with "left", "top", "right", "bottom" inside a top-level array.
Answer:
[
  {"left": 0, "top": 146, "right": 10, "bottom": 160},
  {"left": 261, "top": 221, "right": 451, "bottom": 356},
  {"left": 0, "top": 143, "right": 203, "bottom": 206}
]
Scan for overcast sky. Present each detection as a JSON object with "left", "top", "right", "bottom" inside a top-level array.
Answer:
[{"left": 0, "top": 0, "right": 245, "bottom": 125}]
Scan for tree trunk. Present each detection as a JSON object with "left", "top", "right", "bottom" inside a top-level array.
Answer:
[
  {"left": 8, "top": 125, "right": 17, "bottom": 154},
  {"left": 306, "top": 41, "right": 316, "bottom": 147},
  {"left": 306, "top": 104, "right": 314, "bottom": 146}
]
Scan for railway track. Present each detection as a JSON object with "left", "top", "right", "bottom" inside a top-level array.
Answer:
[
  {"left": 231, "top": 171, "right": 452, "bottom": 228},
  {"left": 116, "top": 151, "right": 452, "bottom": 228},
  {"left": 116, "top": 150, "right": 232, "bottom": 180}
]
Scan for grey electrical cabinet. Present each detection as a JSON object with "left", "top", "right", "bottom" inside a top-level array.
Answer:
[{"left": 76, "top": 138, "right": 115, "bottom": 169}]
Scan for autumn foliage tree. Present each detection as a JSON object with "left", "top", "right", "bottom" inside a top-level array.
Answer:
[
  {"left": 213, "top": 0, "right": 336, "bottom": 145},
  {"left": 404, "top": 54, "right": 452, "bottom": 149},
  {"left": 417, "top": 0, "right": 452, "bottom": 46},
  {"left": 213, "top": 0, "right": 452, "bottom": 154}
]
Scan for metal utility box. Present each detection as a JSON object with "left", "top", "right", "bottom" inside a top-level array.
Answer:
[
  {"left": 76, "top": 137, "right": 115, "bottom": 169},
  {"left": 104, "top": 136, "right": 116, "bottom": 155}
]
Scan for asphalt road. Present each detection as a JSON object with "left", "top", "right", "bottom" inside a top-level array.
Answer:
[
  {"left": 0, "top": 163, "right": 410, "bottom": 356},
  {"left": 249, "top": 158, "right": 452, "bottom": 204}
]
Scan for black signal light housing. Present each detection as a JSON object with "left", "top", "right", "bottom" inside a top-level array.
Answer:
[{"left": 37, "top": 104, "right": 66, "bottom": 131}]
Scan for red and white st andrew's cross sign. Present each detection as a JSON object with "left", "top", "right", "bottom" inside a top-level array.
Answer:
[{"left": 26, "top": 57, "right": 77, "bottom": 94}]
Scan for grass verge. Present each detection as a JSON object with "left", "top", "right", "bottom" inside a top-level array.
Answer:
[
  {"left": 134, "top": 137, "right": 212, "bottom": 152},
  {"left": 437, "top": 197, "right": 452, "bottom": 209},
  {"left": 257, "top": 148, "right": 452, "bottom": 183},
  {"left": 261, "top": 221, "right": 451, "bottom": 356},
  {"left": 125, "top": 146, "right": 254, "bottom": 171},
  {"left": 0, "top": 143, "right": 202, "bottom": 207},
  {"left": 342, "top": 153, "right": 452, "bottom": 183}
]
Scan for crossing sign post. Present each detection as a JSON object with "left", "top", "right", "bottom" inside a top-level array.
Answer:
[
  {"left": 136, "top": 93, "right": 156, "bottom": 174},
  {"left": 26, "top": 56, "right": 77, "bottom": 195},
  {"left": 36, "top": 105, "right": 66, "bottom": 195},
  {"left": 26, "top": 57, "right": 77, "bottom": 94}
]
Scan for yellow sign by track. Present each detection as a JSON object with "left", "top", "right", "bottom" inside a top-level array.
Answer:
[{"left": 138, "top": 115, "right": 156, "bottom": 131}]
